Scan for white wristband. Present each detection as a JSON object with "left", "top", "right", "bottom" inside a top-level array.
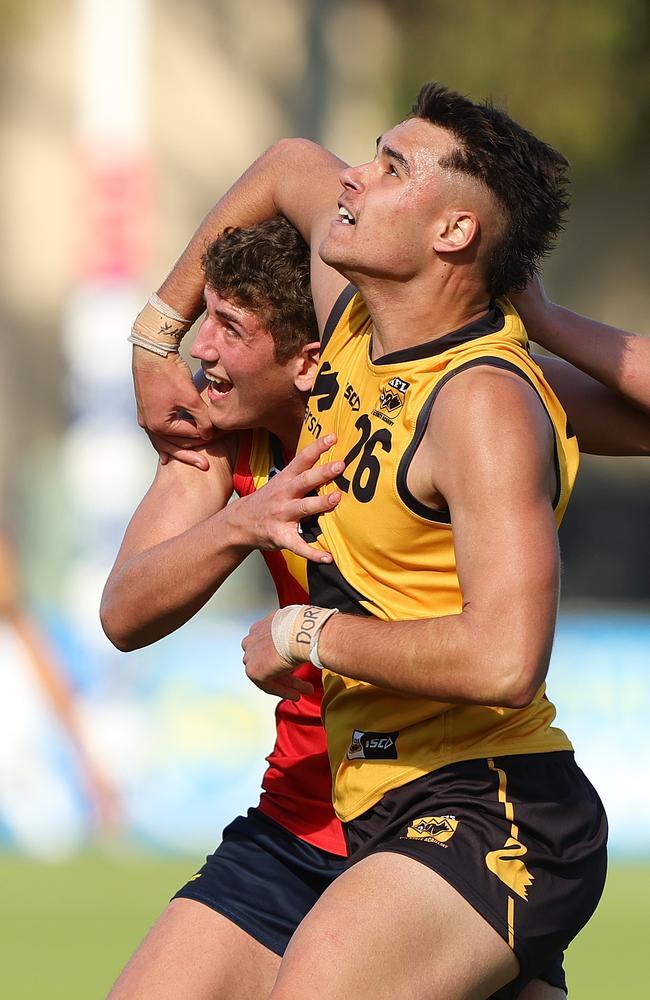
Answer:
[
  {"left": 271, "top": 605, "right": 339, "bottom": 669},
  {"left": 149, "top": 292, "right": 193, "bottom": 325},
  {"left": 127, "top": 332, "right": 180, "bottom": 357}
]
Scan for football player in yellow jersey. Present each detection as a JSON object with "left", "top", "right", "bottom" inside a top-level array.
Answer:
[{"left": 127, "top": 85, "right": 650, "bottom": 999}]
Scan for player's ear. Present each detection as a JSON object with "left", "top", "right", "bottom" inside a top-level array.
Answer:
[
  {"left": 293, "top": 341, "right": 320, "bottom": 392},
  {"left": 432, "top": 210, "right": 479, "bottom": 254}
]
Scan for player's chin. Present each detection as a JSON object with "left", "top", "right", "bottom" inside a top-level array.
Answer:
[
  {"left": 319, "top": 231, "right": 354, "bottom": 269},
  {"left": 205, "top": 400, "right": 238, "bottom": 428}
]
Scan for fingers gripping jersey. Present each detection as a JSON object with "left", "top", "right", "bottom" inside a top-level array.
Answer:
[
  {"left": 298, "top": 287, "right": 579, "bottom": 823},
  {"left": 233, "top": 429, "right": 345, "bottom": 854}
]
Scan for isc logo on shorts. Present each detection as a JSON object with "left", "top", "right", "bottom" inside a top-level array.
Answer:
[
  {"left": 402, "top": 815, "right": 459, "bottom": 846},
  {"left": 347, "top": 729, "right": 399, "bottom": 760}
]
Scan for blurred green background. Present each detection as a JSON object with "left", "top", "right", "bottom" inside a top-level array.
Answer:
[{"left": 2, "top": 855, "right": 649, "bottom": 999}]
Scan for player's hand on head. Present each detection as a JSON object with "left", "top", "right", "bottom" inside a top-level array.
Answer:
[
  {"left": 237, "top": 434, "right": 344, "bottom": 562},
  {"left": 242, "top": 613, "right": 314, "bottom": 702},
  {"left": 132, "top": 348, "right": 215, "bottom": 465},
  {"left": 510, "top": 271, "right": 554, "bottom": 345}
]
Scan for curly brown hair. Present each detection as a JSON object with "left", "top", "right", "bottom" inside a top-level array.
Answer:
[
  {"left": 202, "top": 217, "right": 318, "bottom": 363},
  {"left": 411, "top": 82, "right": 570, "bottom": 297}
]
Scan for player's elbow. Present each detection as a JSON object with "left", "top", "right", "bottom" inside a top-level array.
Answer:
[
  {"left": 270, "top": 136, "right": 325, "bottom": 160},
  {"left": 99, "top": 591, "right": 139, "bottom": 652},
  {"left": 499, "top": 679, "right": 539, "bottom": 710},
  {"left": 493, "top": 651, "right": 549, "bottom": 709},
  {"left": 266, "top": 137, "right": 322, "bottom": 175},
  {"left": 267, "top": 137, "right": 341, "bottom": 188}
]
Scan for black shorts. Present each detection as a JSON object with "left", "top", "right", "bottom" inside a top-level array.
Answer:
[
  {"left": 173, "top": 807, "right": 347, "bottom": 956},
  {"left": 344, "top": 752, "right": 607, "bottom": 998}
]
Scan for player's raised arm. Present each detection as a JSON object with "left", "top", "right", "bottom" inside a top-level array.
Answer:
[
  {"left": 534, "top": 353, "right": 650, "bottom": 456},
  {"left": 159, "top": 140, "right": 348, "bottom": 330},
  {"left": 513, "top": 276, "right": 650, "bottom": 454},
  {"left": 101, "top": 434, "right": 343, "bottom": 653},
  {"left": 101, "top": 438, "right": 241, "bottom": 650},
  {"left": 133, "top": 141, "right": 347, "bottom": 459}
]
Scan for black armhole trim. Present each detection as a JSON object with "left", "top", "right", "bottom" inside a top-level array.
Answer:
[
  {"left": 321, "top": 283, "right": 358, "bottom": 351},
  {"left": 396, "top": 357, "right": 562, "bottom": 524}
]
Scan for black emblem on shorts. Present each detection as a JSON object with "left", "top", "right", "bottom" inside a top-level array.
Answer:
[{"left": 347, "top": 729, "right": 399, "bottom": 760}]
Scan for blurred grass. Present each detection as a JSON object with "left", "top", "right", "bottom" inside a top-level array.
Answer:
[
  {"left": 564, "top": 862, "right": 649, "bottom": 998},
  {"left": 0, "top": 853, "right": 647, "bottom": 998},
  {"left": 0, "top": 852, "right": 194, "bottom": 1000}
]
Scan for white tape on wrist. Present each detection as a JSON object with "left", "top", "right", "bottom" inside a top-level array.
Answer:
[
  {"left": 128, "top": 332, "right": 179, "bottom": 357},
  {"left": 271, "top": 605, "right": 339, "bottom": 669},
  {"left": 128, "top": 294, "right": 194, "bottom": 357}
]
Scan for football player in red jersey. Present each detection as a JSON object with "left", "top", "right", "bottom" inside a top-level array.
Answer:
[{"left": 103, "top": 219, "right": 349, "bottom": 999}]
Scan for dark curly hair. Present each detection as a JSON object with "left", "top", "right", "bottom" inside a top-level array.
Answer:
[
  {"left": 202, "top": 217, "right": 318, "bottom": 362},
  {"left": 411, "top": 82, "right": 570, "bottom": 296}
]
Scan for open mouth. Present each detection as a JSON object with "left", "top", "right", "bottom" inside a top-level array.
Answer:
[
  {"left": 337, "top": 205, "right": 356, "bottom": 225},
  {"left": 205, "top": 374, "right": 233, "bottom": 396}
]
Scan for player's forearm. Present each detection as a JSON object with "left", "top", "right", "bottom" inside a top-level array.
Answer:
[
  {"left": 536, "top": 354, "right": 650, "bottom": 456},
  {"left": 100, "top": 503, "right": 255, "bottom": 651},
  {"left": 157, "top": 146, "right": 278, "bottom": 319},
  {"left": 157, "top": 138, "right": 335, "bottom": 318},
  {"left": 317, "top": 607, "right": 551, "bottom": 709},
  {"left": 529, "top": 303, "right": 650, "bottom": 414}
]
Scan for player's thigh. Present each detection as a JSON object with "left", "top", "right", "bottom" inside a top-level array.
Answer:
[
  {"left": 271, "top": 851, "right": 519, "bottom": 1000},
  {"left": 107, "top": 898, "right": 280, "bottom": 1000}
]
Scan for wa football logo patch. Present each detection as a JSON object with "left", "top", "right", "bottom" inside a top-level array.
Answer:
[
  {"left": 376, "top": 377, "right": 410, "bottom": 421},
  {"left": 402, "top": 815, "right": 459, "bottom": 846},
  {"left": 346, "top": 729, "right": 399, "bottom": 760}
]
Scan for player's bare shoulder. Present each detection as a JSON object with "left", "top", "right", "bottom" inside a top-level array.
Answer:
[{"left": 413, "top": 365, "right": 557, "bottom": 511}]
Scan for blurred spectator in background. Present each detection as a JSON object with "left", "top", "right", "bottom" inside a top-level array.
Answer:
[{"left": 0, "top": 530, "right": 119, "bottom": 847}]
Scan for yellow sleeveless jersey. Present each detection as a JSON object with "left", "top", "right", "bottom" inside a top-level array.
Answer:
[{"left": 298, "top": 285, "right": 579, "bottom": 822}]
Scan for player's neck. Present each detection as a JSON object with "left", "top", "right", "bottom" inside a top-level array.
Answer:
[
  {"left": 263, "top": 393, "right": 309, "bottom": 454},
  {"left": 358, "top": 271, "right": 492, "bottom": 361}
]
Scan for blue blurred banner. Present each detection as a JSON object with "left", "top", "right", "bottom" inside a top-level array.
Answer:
[
  {"left": 546, "top": 614, "right": 650, "bottom": 858},
  {"left": 0, "top": 613, "right": 276, "bottom": 858},
  {"left": 0, "top": 612, "right": 648, "bottom": 858}
]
